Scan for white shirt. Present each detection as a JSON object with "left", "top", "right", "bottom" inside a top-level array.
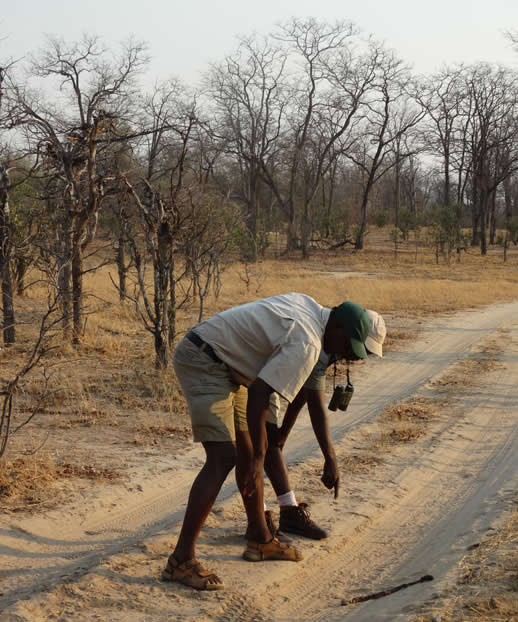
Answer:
[{"left": 195, "top": 293, "right": 331, "bottom": 402}]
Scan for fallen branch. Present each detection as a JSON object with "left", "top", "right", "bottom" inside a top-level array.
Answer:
[{"left": 341, "top": 574, "right": 434, "bottom": 606}]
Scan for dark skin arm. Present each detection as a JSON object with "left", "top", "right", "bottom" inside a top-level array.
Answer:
[
  {"left": 243, "top": 377, "right": 274, "bottom": 498},
  {"left": 273, "top": 314, "right": 361, "bottom": 497},
  {"left": 276, "top": 388, "right": 308, "bottom": 450},
  {"left": 274, "top": 386, "right": 340, "bottom": 498},
  {"left": 306, "top": 388, "right": 340, "bottom": 498}
]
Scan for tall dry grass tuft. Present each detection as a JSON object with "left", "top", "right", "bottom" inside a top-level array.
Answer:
[
  {"left": 417, "top": 498, "right": 518, "bottom": 621},
  {"left": 430, "top": 342, "right": 504, "bottom": 391},
  {"left": 363, "top": 397, "right": 442, "bottom": 452},
  {"left": 0, "top": 455, "right": 120, "bottom": 513},
  {"left": 342, "top": 453, "right": 383, "bottom": 474},
  {"left": 4, "top": 241, "right": 518, "bottom": 507}
]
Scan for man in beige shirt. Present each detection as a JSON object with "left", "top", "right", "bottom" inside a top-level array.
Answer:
[
  {"left": 163, "top": 293, "right": 378, "bottom": 590},
  {"left": 262, "top": 309, "right": 386, "bottom": 541}
]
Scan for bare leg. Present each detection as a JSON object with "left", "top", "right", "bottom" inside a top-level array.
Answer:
[
  {"left": 173, "top": 441, "right": 236, "bottom": 565},
  {"left": 235, "top": 430, "right": 270, "bottom": 542},
  {"left": 264, "top": 422, "right": 291, "bottom": 496}
]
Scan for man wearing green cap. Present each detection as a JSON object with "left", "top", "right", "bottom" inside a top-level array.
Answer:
[
  {"left": 164, "top": 293, "right": 376, "bottom": 591},
  {"left": 260, "top": 305, "right": 386, "bottom": 541}
]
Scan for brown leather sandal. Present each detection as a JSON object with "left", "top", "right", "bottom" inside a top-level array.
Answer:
[
  {"left": 243, "top": 537, "right": 303, "bottom": 562},
  {"left": 244, "top": 510, "right": 293, "bottom": 543},
  {"left": 162, "top": 556, "right": 224, "bottom": 590}
]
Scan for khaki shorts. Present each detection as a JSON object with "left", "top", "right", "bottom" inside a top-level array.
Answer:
[{"left": 173, "top": 337, "right": 279, "bottom": 443}]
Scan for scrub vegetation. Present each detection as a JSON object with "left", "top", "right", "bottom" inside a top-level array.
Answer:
[
  {"left": 1, "top": 235, "right": 517, "bottom": 505},
  {"left": 1, "top": 20, "right": 518, "bottom": 618}
]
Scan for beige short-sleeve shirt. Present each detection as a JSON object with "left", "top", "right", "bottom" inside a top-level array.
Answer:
[{"left": 195, "top": 293, "right": 330, "bottom": 402}]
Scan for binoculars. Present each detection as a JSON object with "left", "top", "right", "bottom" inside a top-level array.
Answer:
[{"left": 328, "top": 382, "right": 354, "bottom": 412}]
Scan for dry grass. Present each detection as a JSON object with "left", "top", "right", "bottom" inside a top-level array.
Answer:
[
  {"left": 362, "top": 397, "right": 444, "bottom": 453},
  {"left": 342, "top": 453, "right": 383, "bottom": 474},
  {"left": 0, "top": 455, "right": 121, "bottom": 513},
  {"left": 417, "top": 499, "right": 518, "bottom": 621},
  {"left": 339, "top": 398, "right": 442, "bottom": 479},
  {"left": 383, "top": 327, "right": 420, "bottom": 350},
  {"left": 2, "top": 236, "right": 518, "bottom": 510},
  {"left": 214, "top": 255, "right": 518, "bottom": 318},
  {"left": 431, "top": 341, "right": 504, "bottom": 390},
  {"left": 371, "top": 420, "right": 428, "bottom": 447},
  {"left": 382, "top": 398, "right": 444, "bottom": 423},
  {"left": 366, "top": 339, "right": 502, "bottom": 454}
]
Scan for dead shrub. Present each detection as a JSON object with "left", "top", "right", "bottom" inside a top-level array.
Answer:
[
  {"left": 0, "top": 456, "right": 120, "bottom": 512},
  {"left": 342, "top": 453, "right": 383, "bottom": 474},
  {"left": 382, "top": 397, "right": 441, "bottom": 423},
  {"left": 417, "top": 499, "right": 518, "bottom": 621}
]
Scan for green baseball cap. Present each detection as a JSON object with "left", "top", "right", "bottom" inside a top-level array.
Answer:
[{"left": 331, "top": 302, "right": 369, "bottom": 359}]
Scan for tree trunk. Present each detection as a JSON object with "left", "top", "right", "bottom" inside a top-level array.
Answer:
[
  {"left": 301, "top": 200, "right": 311, "bottom": 259},
  {"left": 154, "top": 258, "right": 169, "bottom": 368},
  {"left": 1, "top": 263, "right": 14, "bottom": 345},
  {"left": 394, "top": 157, "right": 401, "bottom": 230},
  {"left": 154, "top": 220, "right": 172, "bottom": 368},
  {"left": 322, "top": 177, "right": 329, "bottom": 238},
  {"left": 356, "top": 165, "right": 378, "bottom": 250},
  {"left": 245, "top": 172, "right": 259, "bottom": 262},
  {"left": 503, "top": 176, "right": 512, "bottom": 263},
  {"left": 443, "top": 154, "right": 450, "bottom": 208},
  {"left": 117, "top": 230, "right": 127, "bottom": 301},
  {"left": 286, "top": 210, "right": 298, "bottom": 252},
  {"left": 14, "top": 256, "right": 27, "bottom": 297},
  {"left": 71, "top": 233, "right": 83, "bottom": 345},
  {"left": 470, "top": 185, "right": 480, "bottom": 247},
  {"left": 168, "top": 260, "right": 176, "bottom": 347},
  {"left": 479, "top": 192, "right": 488, "bottom": 255},
  {"left": 324, "top": 164, "right": 337, "bottom": 239},
  {"left": 489, "top": 189, "right": 497, "bottom": 246},
  {"left": 355, "top": 193, "right": 370, "bottom": 250},
  {"left": 58, "top": 207, "right": 73, "bottom": 341},
  {"left": 0, "top": 166, "right": 15, "bottom": 345}
]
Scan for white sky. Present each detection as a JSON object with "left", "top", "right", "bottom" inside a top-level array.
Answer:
[{"left": 2, "top": 0, "right": 517, "bottom": 86}]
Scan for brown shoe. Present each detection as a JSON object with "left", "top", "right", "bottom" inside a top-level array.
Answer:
[
  {"left": 279, "top": 503, "right": 328, "bottom": 540},
  {"left": 245, "top": 510, "right": 292, "bottom": 544},
  {"left": 162, "top": 556, "right": 224, "bottom": 590},
  {"left": 243, "top": 537, "right": 302, "bottom": 562}
]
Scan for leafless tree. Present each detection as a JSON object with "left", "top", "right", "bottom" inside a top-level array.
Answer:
[
  {"left": 122, "top": 80, "right": 201, "bottom": 367},
  {"left": 0, "top": 57, "right": 18, "bottom": 346},
  {"left": 258, "top": 18, "right": 368, "bottom": 255},
  {"left": 416, "top": 67, "right": 468, "bottom": 209},
  {"left": 503, "top": 172, "right": 518, "bottom": 261},
  {"left": 207, "top": 35, "right": 287, "bottom": 260},
  {"left": 13, "top": 34, "right": 148, "bottom": 343},
  {"left": 344, "top": 54, "right": 424, "bottom": 249},
  {"left": 0, "top": 290, "right": 63, "bottom": 457},
  {"left": 461, "top": 64, "right": 518, "bottom": 254}
]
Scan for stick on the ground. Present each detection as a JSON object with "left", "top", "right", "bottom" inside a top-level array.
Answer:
[{"left": 341, "top": 574, "right": 434, "bottom": 606}]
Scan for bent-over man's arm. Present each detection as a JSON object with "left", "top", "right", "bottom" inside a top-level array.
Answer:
[
  {"left": 276, "top": 388, "right": 307, "bottom": 450},
  {"left": 306, "top": 388, "right": 340, "bottom": 498},
  {"left": 243, "top": 377, "right": 274, "bottom": 496}
]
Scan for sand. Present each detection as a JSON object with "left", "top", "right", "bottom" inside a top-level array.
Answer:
[{"left": 1, "top": 301, "right": 518, "bottom": 621}]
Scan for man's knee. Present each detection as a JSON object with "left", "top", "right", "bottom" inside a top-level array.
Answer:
[
  {"left": 266, "top": 423, "right": 282, "bottom": 452},
  {"left": 203, "top": 441, "right": 236, "bottom": 475}
]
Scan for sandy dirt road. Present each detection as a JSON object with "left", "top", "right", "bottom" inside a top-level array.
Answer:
[{"left": 1, "top": 301, "right": 518, "bottom": 621}]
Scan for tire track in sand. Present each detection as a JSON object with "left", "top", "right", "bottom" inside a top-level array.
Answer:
[
  {"left": 214, "top": 312, "right": 518, "bottom": 621},
  {"left": 2, "top": 302, "right": 518, "bottom": 618}
]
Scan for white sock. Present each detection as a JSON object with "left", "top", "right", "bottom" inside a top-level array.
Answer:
[{"left": 277, "top": 490, "right": 297, "bottom": 507}]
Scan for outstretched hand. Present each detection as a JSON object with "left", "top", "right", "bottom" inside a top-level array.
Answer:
[{"left": 321, "top": 455, "right": 340, "bottom": 499}]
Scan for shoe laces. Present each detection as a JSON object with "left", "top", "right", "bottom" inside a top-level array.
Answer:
[{"left": 297, "top": 503, "right": 315, "bottom": 525}]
